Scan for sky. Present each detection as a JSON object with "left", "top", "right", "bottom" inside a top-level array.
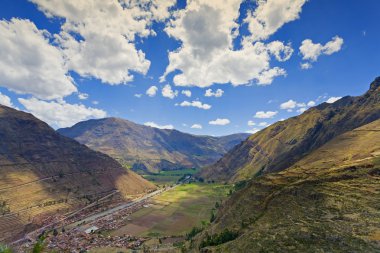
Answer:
[{"left": 0, "top": 0, "right": 379, "bottom": 136}]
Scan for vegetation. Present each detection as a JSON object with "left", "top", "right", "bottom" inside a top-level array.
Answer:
[
  {"left": 199, "top": 229, "right": 239, "bottom": 248},
  {"left": 142, "top": 168, "right": 200, "bottom": 184},
  {"left": 0, "top": 245, "right": 13, "bottom": 253}
]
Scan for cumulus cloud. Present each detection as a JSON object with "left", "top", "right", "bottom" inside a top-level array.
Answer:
[
  {"left": 191, "top": 124, "right": 202, "bottom": 129},
  {"left": 144, "top": 121, "right": 174, "bottom": 129},
  {"left": 146, "top": 85, "right": 158, "bottom": 97},
  {"left": 0, "top": 18, "right": 77, "bottom": 99},
  {"left": 178, "top": 100, "right": 211, "bottom": 110},
  {"left": 244, "top": 0, "right": 308, "bottom": 42},
  {"left": 78, "top": 93, "right": 89, "bottom": 100},
  {"left": 205, "top": 88, "right": 224, "bottom": 98},
  {"left": 326, "top": 96, "right": 342, "bottom": 103},
  {"left": 258, "top": 122, "right": 269, "bottom": 127},
  {"left": 181, "top": 90, "right": 192, "bottom": 97},
  {"left": 134, "top": 94, "right": 143, "bottom": 98},
  {"left": 0, "top": 92, "right": 14, "bottom": 108},
  {"left": 299, "top": 36, "right": 344, "bottom": 62},
  {"left": 280, "top": 99, "right": 316, "bottom": 113},
  {"left": 18, "top": 97, "right": 107, "bottom": 128},
  {"left": 160, "top": 0, "right": 297, "bottom": 88},
  {"left": 209, "top": 118, "right": 231, "bottom": 126},
  {"left": 162, "top": 84, "right": 178, "bottom": 99},
  {"left": 254, "top": 111, "right": 278, "bottom": 119},
  {"left": 300, "top": 62, "right": 312, "bottom": 69},
  {"left": 247, "top": 120, "right": 256, "bottom": 126},
  {"left": 31, "top": 0, "right": 177, "bottom": 85}
]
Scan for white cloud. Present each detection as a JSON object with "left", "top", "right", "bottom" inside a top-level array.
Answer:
[
  {"left": 297, "top": 107, "right": 307, "bottom": 113},
  {"left": 92, "top": 100, "right": 99, "bottom": 105},
  {"left": 18, "top": 97, "right": 107, "bottom": 128},
  {"left": 144, "top": 121, "right": 174, "bottom": 129},
  {"left": 280, "top": 99, "right": 316, "bottom": 113},
  {"left": 258, "top": 122, "right": 269, "bottom": 127},
  {"left": 31, "top": 0, "right": 177, "bottom": 85},
  {"left": 162, "top": 84, "right": 178, "bottom": 99},
  {"left": 326, "top": 96, "right": 342, "bottom": 103},
  {"left": 146, "top": 85, "right": 158, "bottom": 97},
  {"left": 78, "top": 93, "right": 89, "bottom": 100},
  {"left": 280, "top": 99, "right": 297, "bottom": 110},
  {"left": 247, "top": 120, "right": 256, "bottom": 126},
  {"left": 209, "top": 118, "right": 231, "bottom": 126},
  {"left": 244, "top": 0, "right": 308, "bottom": 42},
  {"left": 299, "top": 36, "right": 344, "bottom": 62},
  {"left": 300, "top": 62, "right": 312, "bottom": 69},
  {"left": 0, "top": 18, "right": 77, "bottom": 99},
  {"left": 0, "top": 92, "right": 14, "bottom": 108},
  {"left": 246, "top": 128, "right": 260, "bottom": 134},
  {"left": 134, "top": 94, "right": 143, "bottom": 98},
  {"left": 181, "top": 90, "right": 192, "bottom": 97},
  {"left": 160, "top": 1, "right": 294, "bottom": 88},
  {"left": 254, "top": 111, "right": 278, "bottom": 119},
  {"left": 178, "top": 100, "right": 211, "bottom": 110},
  {"left": 205, "top": 88, "right": 224, "bottom": 98},
  {"left": 191, "top": 124, "right": 202, "bottom": 129}
]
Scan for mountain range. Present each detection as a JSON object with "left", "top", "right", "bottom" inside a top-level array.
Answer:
[
  {"left": 58, "top": 118, "right": 249, "bottom": 174},
  {"left": 200, "top": 77, "right": 380, "bottom": 182}
]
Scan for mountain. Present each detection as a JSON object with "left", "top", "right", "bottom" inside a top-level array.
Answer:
[
  {"left": 200, "top": 77, "right": 380, "bottom": 182},
  {"left": 190, "top": 119, "right": 380, "bottom": 252},
  {"left": 0, "top": 105, "right": 154, "bottom": 242},
  {"left": 58, "top": 118, "right": 249, "bottom": 174}
]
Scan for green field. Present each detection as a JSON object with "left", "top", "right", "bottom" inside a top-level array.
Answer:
[
  {"left": 142, "top": 168, "right": 200, "bottom": 184},
  {"left": 109, "top": 183, "right": 231, "bottom": 237}
]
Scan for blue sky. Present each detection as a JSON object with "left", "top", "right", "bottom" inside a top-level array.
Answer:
[{"left": 0, "top": 0, "right": 379, "bottom": 136}]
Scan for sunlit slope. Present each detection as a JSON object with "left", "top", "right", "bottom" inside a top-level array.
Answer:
[
  {"left": 0, "top": 105, "right": 154, "bottom": 242},
  {"left": 201, "top": 77, "right": 380, "bottom": 182},
  {"left": 58, "top": 118, "right": 249, "bottom": 174},
  {"left": 192, "top": 119, "right": 380, "bottom": 252}
]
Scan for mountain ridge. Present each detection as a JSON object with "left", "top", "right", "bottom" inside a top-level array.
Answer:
[
  {"left": 200, "top": 77, "right": 380, "bottom": 182},
  {"left": 58, "top": 118, "right": 249, "bottom": 174}
]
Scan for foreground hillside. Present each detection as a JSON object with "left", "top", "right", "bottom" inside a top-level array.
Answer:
[
  {"left": 0, "top": 106, "right": 154, "bottom": 242},
  {"left": 201, "top": 77, "right": 380, "bottom": 182},
  {"left": 191, "top": 119, "right": 380, "bottom": 252},
  {"left": 58, "top": 118, "right": 248, "bottom": 174}
]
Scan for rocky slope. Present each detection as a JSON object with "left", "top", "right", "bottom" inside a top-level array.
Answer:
[
  {"left": 201, "top": 77, "right": 380, "bottom": 182},
  {"left": 0, "top": 105, "right": 154, "bottom": 242},
  {"left": 191, "top": 119, "right": 380, "bottom": 252},
  {"left": 58, "top": 118, "right": 249, "bottom": 174}
]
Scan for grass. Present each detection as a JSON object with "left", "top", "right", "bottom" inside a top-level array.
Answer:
[
  {"left": 109, "top": 183, "right": 231, "bottom": 237},
  {"left": 142, "top": 168, "right": 200, "bottom": 185}
]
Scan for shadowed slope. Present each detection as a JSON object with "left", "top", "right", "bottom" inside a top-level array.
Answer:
[
  {"left": 201, "top": 77, "right": 380, "bottom": 182},
  {"left": 0, "top": 105, "right": 154, "bottom": 242}
]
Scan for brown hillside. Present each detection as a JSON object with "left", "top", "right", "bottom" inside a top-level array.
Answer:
[
  {"left": 201, "top": 77, "right": 380, "bottom": 182},
  {"left": 192, "top": 119, "right": 380, "bottom": 252},
  {"left": 0, "top": 105, "right": 154, "bottom": 242}
]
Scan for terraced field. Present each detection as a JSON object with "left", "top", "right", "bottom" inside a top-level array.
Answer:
[{"left": 109, "top": 183, "right": 231, "bottom": 237}]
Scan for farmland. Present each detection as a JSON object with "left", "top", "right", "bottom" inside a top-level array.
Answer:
[{"left": 109, "top": 183, "right": 231, "bottom": 238}]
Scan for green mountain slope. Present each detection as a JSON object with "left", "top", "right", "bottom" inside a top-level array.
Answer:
[
  {"left": 0, "top": 105, "right": 154, "bottom": 242},
  {"left": 191, "top": 119, "right": 380, "bottom": 252},
  {"left": 201, "top": 77, "right": 380, "bottom": 182},
  {"left": 58, "top": 118, "right": 249, "bottom": 174}
]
